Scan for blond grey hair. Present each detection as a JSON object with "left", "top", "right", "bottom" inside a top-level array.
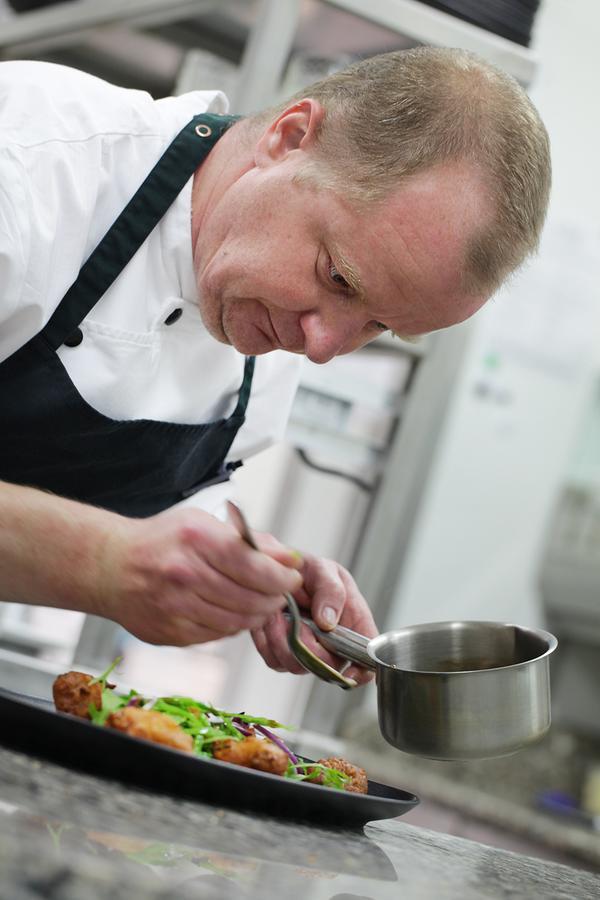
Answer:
[{"left": 248, "top": 47, "right": 551, "bottom": 296}]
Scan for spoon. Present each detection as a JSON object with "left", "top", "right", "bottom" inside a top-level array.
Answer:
[{"left": 226, "top": 501, "right": 357, "bottom": 690}]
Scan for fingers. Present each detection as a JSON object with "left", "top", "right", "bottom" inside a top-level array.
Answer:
[
  {"left": 299, "top": 555, "right": 377, "bottom": 638},
  {"left": 337, "top": 567, "right": 378, "bottom": 638},
  {"left": 113, "top": 508, "right": 376, "bottom": 673},
  {"left": 179, "top": 593, "right": 285, "bottom": 638},
  {"left": 106, "top": 510, "right": 305, "bottom": 647},
  {"left": 325, "top": 566, "right": 377, "bottom": 684},
  {"left": 301, "top": 556, "right": 347, "bottom": 631},
  {"left": 252, "top": 611, "right": 351, "bottom": 677},
  {"left": 119, "top": 608, "right": 233, "bottom": 648},
  {"left": 182, "top": 524, "right": 303, "bottom": 596},
  {"left": 146, "top": 617, "right": 232, "bottom": 648},
  {"left": 253, "top": 555, "right": 378, "bottom": 685},
  {"left": 164, "top": 526, "right": 300, "bottom": 633},
  {"left": 344, "top": 665, "right": 375, "bottom": 685},
  {"left": 254, "top": 531, "right": 304, "bottom": 570},
  {"left": 117, "top": 598, "right": 264, "bottom": 647},
  {"left": 173, "top": 556, "right": 287, "bottom": 620},
  {"left": 252, "top": 614, "right": 310, "bottom": 675},
  {"left": 140, "top": 556, "right": 289, "bottom": 638}
]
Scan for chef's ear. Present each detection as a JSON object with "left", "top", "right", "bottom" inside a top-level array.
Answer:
[{"left": 254, "top": 98, "right": 325, "bottom": 166}]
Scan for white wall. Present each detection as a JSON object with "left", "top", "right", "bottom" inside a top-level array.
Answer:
[
  {"left": 388, "top": 0, "right": 600, "bottom": 630},
  {"left": 529, "top": 0, "right": 600, "bottom": 229}
]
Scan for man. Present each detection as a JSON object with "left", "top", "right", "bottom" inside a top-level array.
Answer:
[{"left": 0, "top": 47, "right": 550, "bottom": 681}]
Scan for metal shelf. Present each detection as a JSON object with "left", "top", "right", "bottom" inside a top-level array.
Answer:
[
  {"left": 326, "top": 0, "right": 537, "bottom": 85},
  {"left": 0, "top": 0, "right": 218, "bottom": 55},
  {"left": 0, "top": 0, "right": 538, "bottom": 86}
]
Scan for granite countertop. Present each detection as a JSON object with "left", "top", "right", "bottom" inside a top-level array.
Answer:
[
  {"left": 1, "top": 743, "right": 599, "bottom": 900},
  {"left": 335, "top": 718, "right": 600, "bottom": 871}
]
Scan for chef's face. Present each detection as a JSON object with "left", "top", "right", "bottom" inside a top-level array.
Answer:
[{"left": 192, "top": 103, "right": 490, "bottom": 365}]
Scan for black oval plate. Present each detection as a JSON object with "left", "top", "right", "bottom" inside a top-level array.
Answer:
[{"left": 0, "top": 687, "right": 418, "bottom": 827}]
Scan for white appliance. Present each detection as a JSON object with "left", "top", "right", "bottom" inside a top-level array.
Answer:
[{"left": 539, "top": 378, "right": 600, "bottom": 739}]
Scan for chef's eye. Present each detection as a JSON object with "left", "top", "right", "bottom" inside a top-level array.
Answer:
[{"left": 328, "top": 261, "right": 350, "bottom": 290}]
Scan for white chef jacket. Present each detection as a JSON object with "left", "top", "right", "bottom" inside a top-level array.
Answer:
[{"left": 0, "top": 61, "right": 302, "bottom": 516}]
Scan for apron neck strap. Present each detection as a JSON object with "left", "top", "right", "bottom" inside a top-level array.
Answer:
[
  {"left": 41, "top": 113, "right": 239, "bottom": 351},
  {"left": 232, "top": 355, "right": 256, "bottom": 418}
]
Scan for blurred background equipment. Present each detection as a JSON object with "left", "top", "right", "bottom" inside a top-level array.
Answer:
[
  {"left": 0, "top": 0, "right": 539, "bottom": 99},
  {"left": 539, "top": 377, "right": 600, "bottom": 740},
  {"left": 416, "top": 0, "right": 542, "bottom": 46}
]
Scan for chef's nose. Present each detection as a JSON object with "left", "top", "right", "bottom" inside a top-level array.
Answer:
[{"left": 298, "top": 310, "right": 358, "bottom": 364}]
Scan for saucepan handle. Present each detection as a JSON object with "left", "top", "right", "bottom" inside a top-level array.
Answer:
[{"left": 293, "top": 615, "right": 376, "bottom": 671}]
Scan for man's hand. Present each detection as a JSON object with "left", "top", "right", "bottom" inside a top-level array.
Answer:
[
  {"left": 250, "top": 535, "right": 378, "bottom": 685},
  {"left": 96, "top": 508, "right": 303, "bottom": 646},
  {"left": 0, "top": 481, "right": 374, "bottom": 671}
]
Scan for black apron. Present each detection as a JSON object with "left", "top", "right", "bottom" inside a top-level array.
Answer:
[{"left": 0, "top": 113, "right": 255, "bottom": 518}]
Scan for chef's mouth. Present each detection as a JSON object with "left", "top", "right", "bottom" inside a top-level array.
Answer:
[
  {"left": 219, "top": 300, "right": 305, "bottom": 354},
  {"left": 265, "top": 310, "right": 304, "bottom": 354}
]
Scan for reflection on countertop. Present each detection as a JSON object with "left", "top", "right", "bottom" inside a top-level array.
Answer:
[
  {"left": 0, "top": 801, "right": 395, "bottom": 898},
  {"left": 0, "top": 743, "right": 396, "bottom": 900},
  {"left": 1, "top": 742, "right": 600, "bottom": 900}
]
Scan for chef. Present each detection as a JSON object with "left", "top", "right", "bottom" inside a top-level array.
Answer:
[{"left": 0, "top": 48, "right": 550, "bottom": 679}]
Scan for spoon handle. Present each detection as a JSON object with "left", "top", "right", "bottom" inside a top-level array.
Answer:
[
  {"left": 295, "top": 616, "right": 376, "bottom": 671},
  {"left": 228, "top": 501, "right": 362, "bottom": 688}
]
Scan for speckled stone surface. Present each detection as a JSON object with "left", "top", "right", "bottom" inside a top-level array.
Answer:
[
  {"left": 338, "top": 718, "right": 600, "bottom": 870},
  {"left": 0, "top": 743, "right": 599, "bottom": 900}
]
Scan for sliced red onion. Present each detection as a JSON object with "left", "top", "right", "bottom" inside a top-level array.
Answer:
[
  {"left": 254, "top": 724, "right": 298, "bottom": 764},
  {"left": 232, "top": 718, "right": 253, "bottom": 737}
]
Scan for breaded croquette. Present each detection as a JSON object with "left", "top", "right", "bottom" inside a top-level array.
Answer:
[
  {"left": 315, "top": 757, "right": 368, "bottom": 794},
  {"left": 107, "top": 707, "right": 193, "bottom": 753},
  {"left": 53, "top": 671, "right": 103, "bottom": 720},
  {"left": 213, "top": 736, "right": 288, "bottom": 775}
]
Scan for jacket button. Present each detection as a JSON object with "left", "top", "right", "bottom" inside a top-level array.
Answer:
[
  {"left": 164, "top": 308, "right": 183, "bottom": 326},
  {"left": 63, "top": 327, "right": 83, "bottom": 347}
]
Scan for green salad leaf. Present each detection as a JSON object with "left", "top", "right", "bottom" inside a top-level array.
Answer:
[
  {"left": 88, "top": 657, "right": 122, "bottom": 687},
  {"left": 89, "top": 660, "right": 353, "bottom": 790},
  {"left": 286, "top": 761, "right": 350, "bottom": 790}
]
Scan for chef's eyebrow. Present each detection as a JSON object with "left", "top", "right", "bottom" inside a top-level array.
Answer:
[
  {"left": 329, "top": 245, "right": 421, "bottom": 344},
  {"left": 330, "top": 244, "right": 366, "bottom": 302}
]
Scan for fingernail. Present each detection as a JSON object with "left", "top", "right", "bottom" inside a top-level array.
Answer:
[
  {"left": 346, "top": 667, "right": 373, "bottom": 684},
  {"left": 289, "top": 549, "right": 303, "bottom": 563},
  {"left": 291, "top": 570, "right": 303, "bottom": 588},
  {"left": 321, "top": 606, "right": 338, "bottom": 628}
]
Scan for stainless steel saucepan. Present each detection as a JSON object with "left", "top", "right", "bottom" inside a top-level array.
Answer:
[{"left": 301, "top": 618, "right": 558, "bottom": 760}]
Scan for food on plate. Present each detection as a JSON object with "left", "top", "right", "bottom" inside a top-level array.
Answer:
[
  {"left": 213, "top": 735, "right": 288, "bottom": 775},
  {"left": 313, "top": 757, "right": 369, "bottom": 794},
  {"left": 107, "top": 706, "right": 194, "bottom": 753},
  {"left": 53, "top": 671, "right": 103, "bottom": 719},
  {"left": 51, "top": 660, "right": 368, "bottom": 793}
]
